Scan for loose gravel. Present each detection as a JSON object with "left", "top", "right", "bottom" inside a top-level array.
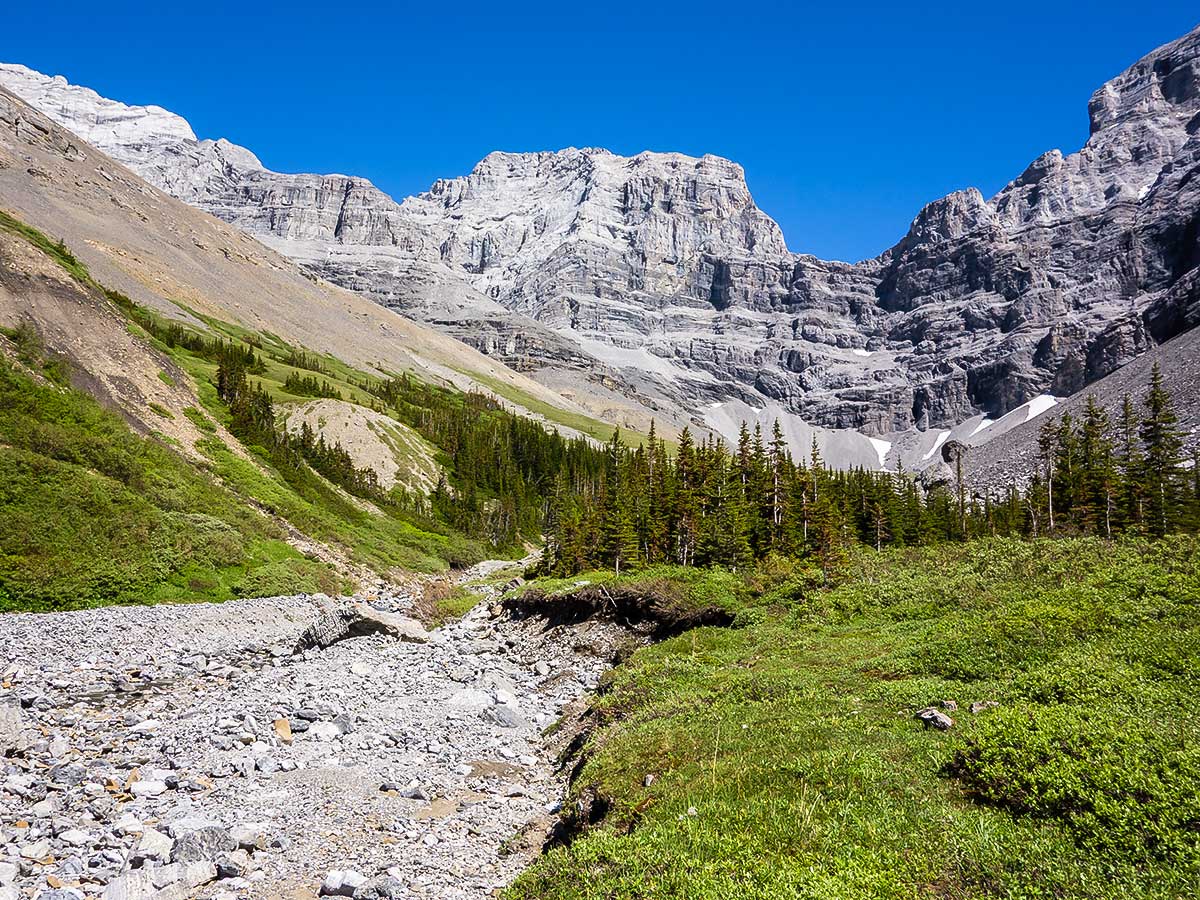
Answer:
[{"left": 0, "top": 560, "right": 629, "bottom": 900}]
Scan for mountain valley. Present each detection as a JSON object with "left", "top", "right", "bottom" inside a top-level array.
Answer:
[{"left": 2, "top": 16, "right": 1200, "bottom": 900}]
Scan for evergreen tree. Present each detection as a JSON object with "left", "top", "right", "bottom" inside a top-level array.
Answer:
[
  {"left": 1037, "top": 417, "right": 1060, "bottom": 532},
  {"left": 1116, "top": 394, "right": 1145, "bottom": 531},
  {"left": 1078, "top": 396, "right": 1116, "bottom": 538},
  {"left": 1140, "top": 363, "right": 1185, "bottom": 537}
]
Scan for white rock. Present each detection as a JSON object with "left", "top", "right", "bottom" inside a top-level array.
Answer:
[
  {"left": 308, "top": 721, "right": 344, "bottom": 742},
  {"left": 447, "top": 688, "right": 491, "bottom": 710},
  {"left": 19, "top": 839, "right": 50, "bottom": 859},
  {"left": 320, "top": 869, "right": 366, "bottom": 896},
  {"left": 130, "top": 779, "right": 168, "bottom": 798},
  {"left": 58, "top": 828, "right": 92, "bottom": 846},
  {"left": 131, "top": 827, "right": 174, "bottom": 865}
]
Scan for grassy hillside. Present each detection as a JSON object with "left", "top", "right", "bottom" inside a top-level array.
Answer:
[
  {"left": 0, "top": 327, "right": 349, "bottom": 612},
  {"left": 122, "top": 301, "right": 490, "bottom": 575},
  {"left": 0, "top": 211, "right": 551, "bottom": 609},
  {"left": 0, "top": 207, "right": 624, "bottom": 609},
  {"left": 510, "top": 537, "right": 1200, "bottom": 899}
]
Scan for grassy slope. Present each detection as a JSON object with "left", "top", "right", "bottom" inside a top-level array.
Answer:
[
  {"left": 510, "top": 538, "right": 1200, "bottom": 899},
  {"left": 0, "top": 346, "right": 348, "bottom": 612},
  {"left": 0, "top": 212, "right": 493, "bottom": 610},
  {"left": 462, "top": 369, "right": 657, "bottom": 448},
  {"left": 155, "top": 325, "right": 487, "bottom": 575}
]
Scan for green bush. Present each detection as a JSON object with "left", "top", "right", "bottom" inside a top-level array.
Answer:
[
  {"left": 951, "top": 704, "right": 1200, "bottom": 865},
  {"left": 232, "top": 558, "right": 343, "bottom": 598}
]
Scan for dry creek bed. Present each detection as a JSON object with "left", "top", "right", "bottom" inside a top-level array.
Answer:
[{"left": 0, "top": 559, "right": 632, "bottom": 900}]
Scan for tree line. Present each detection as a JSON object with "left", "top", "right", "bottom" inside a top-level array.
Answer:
[
  {"left": 538, "top": 365, "right": 1198, "bottom": 577},
  {"left": 213, "top": 361, "right": 611, "bottom": 553},
  {"left": 357, "top": 373, "right": 606, "bottom": 549},
  {"left": 105, "top": 288, "right": 267, "bottom": 375},
  {"left": 1029, "top": 364, "right": 1198, "bottom": 539},
  {"left": 283, "top": 371, "right": 344, "bottom": 400}
]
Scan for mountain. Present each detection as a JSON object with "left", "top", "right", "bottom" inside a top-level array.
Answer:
[
  {"left": 3, "top": 23, "right": 1198, "bottom": 469},
  {"left": 0, "top": 80, "right": 614, "bottom": 444}
]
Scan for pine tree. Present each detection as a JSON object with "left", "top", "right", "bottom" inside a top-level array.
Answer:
[
  {"left": 674, "top": 427, "right": 699, "bottom": 566},
  {"left": 768, "top": 420, "right": 788, "bottom": 547},
  {"left": 645, "top": 425, "right": 671, "bottom": 564},
  {"left": 1053, "top": 413, "right": 1081, "bottom": 529},
  {"left": 1116, "top": 394, "right": 1144, "bottom": 530},
  {"left": 1037, "top": 417, "right": 1059, "bottom": 532},
  {"left": 1191, "top": 447, "right": 1200, "bottom": 532},
  {"left": 1140, "top": 363, "right": 1184, "bottom": 537},
  {"left": 1078, "top": 396, "right": 1116, "bottom": 538}
]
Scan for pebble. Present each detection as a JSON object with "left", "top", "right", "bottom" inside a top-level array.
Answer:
[
  {"left": 130, "top": 779, "right": 168, "bottom": 798},
  {"left": 321, "top": 869, "right": 367, "bottom": 896},
  {"left": 131, "top": 828, "right": 174, "bottom": 865}
]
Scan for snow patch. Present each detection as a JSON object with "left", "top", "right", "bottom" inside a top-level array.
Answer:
[
  {"left": 852, "top": 348, "right": 872, "bottom": 357},
  {"left": 969, "top": 418, "right": 994, "bottom": 437},
  {"left": 1024, "top": 395, "right": 1060, "bottom": 419},
  {"left": 922, "top": 430, "right": 951, "bottom": 461},
  {"left": 869, "top": 437, "right": 891, "bottom": 469}
]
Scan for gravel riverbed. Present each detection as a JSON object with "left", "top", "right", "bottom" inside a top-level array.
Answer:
[{"left": 0, "top": 561, "right": 627, "bottom": 900}]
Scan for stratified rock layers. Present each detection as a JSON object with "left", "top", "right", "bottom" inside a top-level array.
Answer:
[{"left": 3, "top": 25, "right": 1197, "bottom": 442}]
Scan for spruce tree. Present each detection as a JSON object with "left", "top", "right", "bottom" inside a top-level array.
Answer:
[
  {"left": 1079, "top": 395, "right": 1116, "bottom": 538},
  {"left": 1116, "top": 394, "right": 1145, "bottom": 530},
  {"left": 1037, "top": 417, "right": 1059, "bottom": 531},
  {"left": 1139, "top": 363, "right": 1184, "bottom": 537},
  {"left": 674, "top": 427, "right": 699, "bottom": 566}
]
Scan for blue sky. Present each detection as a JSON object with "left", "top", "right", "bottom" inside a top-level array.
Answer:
[{"left": 3, "top": 2, "right": 1197, "bottom": 261}]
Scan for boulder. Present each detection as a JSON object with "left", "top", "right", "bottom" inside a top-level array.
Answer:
[
  {"left": 320, "top": 870, "right": 367, "bottom": 897},
  {"left": 171, "top": 826, "right": 235, "bottom": 864},
  {"left": 295, "top": 604, "right": 428, "bottom": 653},
  {"left": 353, "top": 876, "right": 406, "bottom": 899},
  {"left": 131, "top": 828, "right": 174, "bottom": 866},
  {"left": 915, "top": 707, "right": 955, "bottom": 731}
]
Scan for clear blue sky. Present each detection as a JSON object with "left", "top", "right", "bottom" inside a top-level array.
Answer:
[{"left": 3, "top": 2, "right": 1197, "bottom": 261}]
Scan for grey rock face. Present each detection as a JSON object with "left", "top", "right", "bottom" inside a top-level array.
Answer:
[{"left": 3, "top": 26, "right": 1198, "bottom": 459}]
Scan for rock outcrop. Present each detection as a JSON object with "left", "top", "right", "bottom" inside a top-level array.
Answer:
[
  {"left": 4, "top": 24, "right": 1197, "bottom": 464},
  {"left": 293, "top": 603, "right": 429, "bottom": 653}
]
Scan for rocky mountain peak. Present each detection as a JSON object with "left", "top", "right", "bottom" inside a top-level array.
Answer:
[
  {"left": 901, "top": 188, "right": 997, "bottom": 247},
  {"left": 0, "top": 62, "right": 196, "bottom": 167},
  {"left": 1088, "top": 24, "right": 1200, "bottom": 135}
]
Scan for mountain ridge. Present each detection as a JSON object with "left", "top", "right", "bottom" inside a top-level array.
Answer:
[{"left": 3, "top": 23, "right": 1198, "bottom": 470}]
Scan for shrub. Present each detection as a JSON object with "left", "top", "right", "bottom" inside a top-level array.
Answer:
[
  {"left": 232, "top": 559, "right": 343, "bottom": 598},
  {"left": 950, "top": 704, "right": 1200, "bottom": 865}
]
